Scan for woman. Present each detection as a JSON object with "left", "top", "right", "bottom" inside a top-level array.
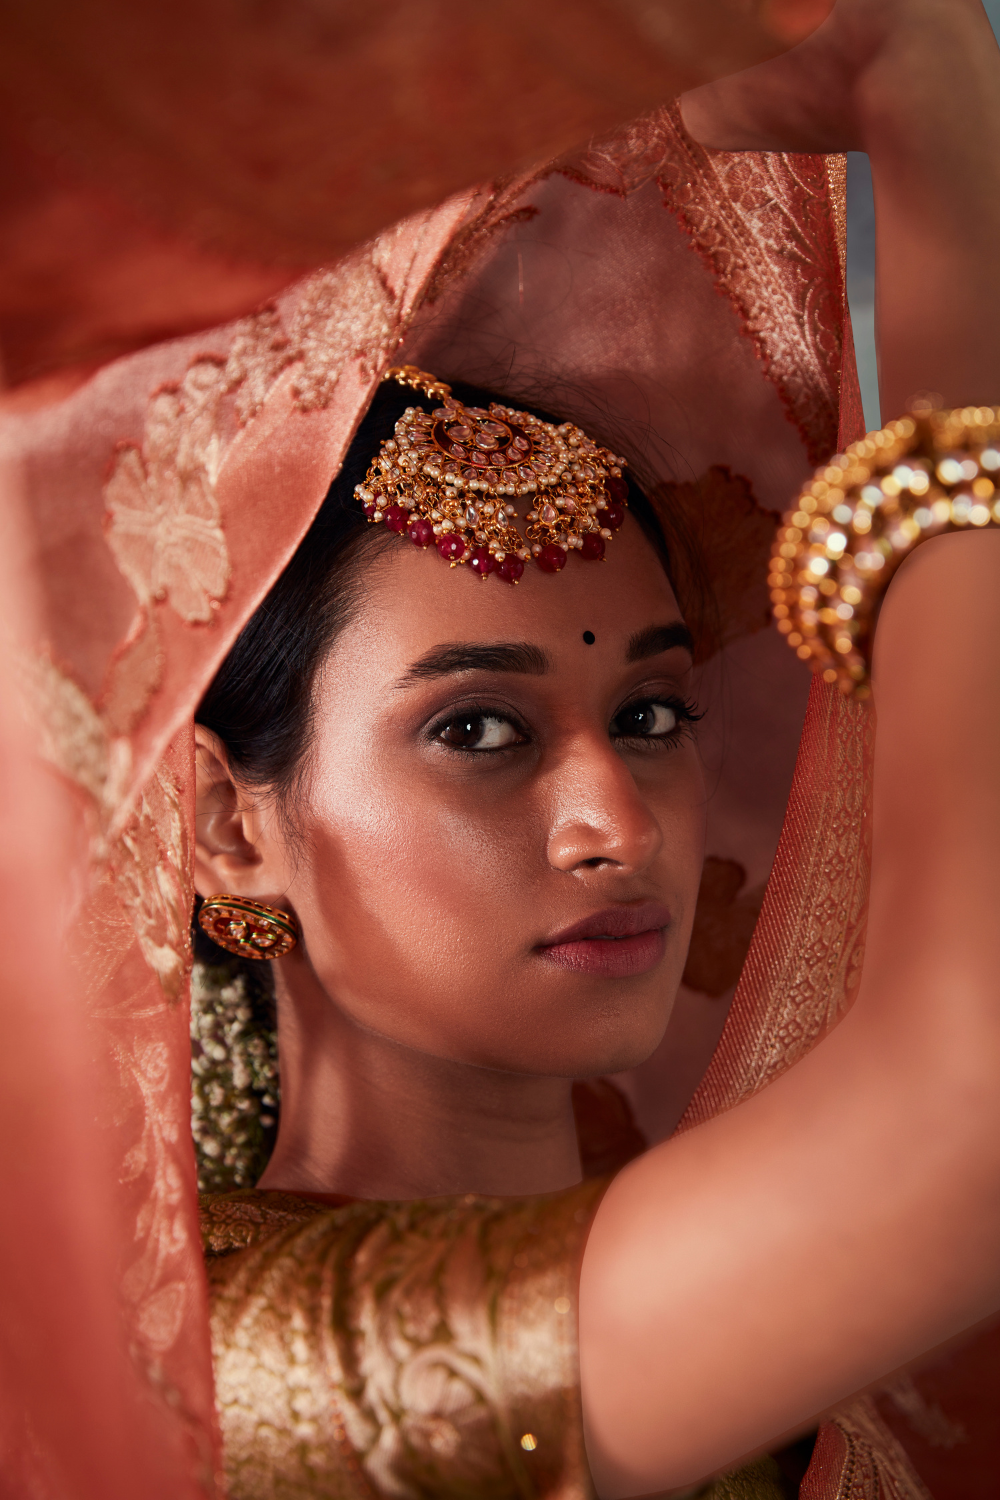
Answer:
[{"left": 3, "top": 1, "right": 1000, "bottom": 1497}]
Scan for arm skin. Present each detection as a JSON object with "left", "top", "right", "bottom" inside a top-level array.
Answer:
[
  {"left": 581, "top": 3, "right": 1000, "bottom": 1493},
  {"left": 679, "top": 0, "right": 1000, "bottom": 414}
]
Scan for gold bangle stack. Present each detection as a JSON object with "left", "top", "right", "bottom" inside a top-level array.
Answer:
[{"left": 769, "top": 405, "right": 1000, "bottom": 699}]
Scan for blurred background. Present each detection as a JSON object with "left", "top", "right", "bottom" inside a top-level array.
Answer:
[{"left": 846, "top": 0, "right": 1000, "bottom": 427}]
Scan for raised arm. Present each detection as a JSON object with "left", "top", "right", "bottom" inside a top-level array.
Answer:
[
  {"left": 581, "top": 4, "right": 1000, "bottom": 1493},
  {"left": 678, "top": 0, "right": 1000, "bottom": 414}
]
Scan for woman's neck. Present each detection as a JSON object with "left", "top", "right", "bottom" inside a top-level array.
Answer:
[{"left": 256, "top": 964, "right": 582, "bottom": 1200}]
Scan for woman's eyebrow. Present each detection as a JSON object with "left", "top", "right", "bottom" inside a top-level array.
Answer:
[
  {"left": 626, "top": 622, "right": 694, "bottom": 662},
  {"left": 395, "top": 641, "right": 550, "bottom": 687}
]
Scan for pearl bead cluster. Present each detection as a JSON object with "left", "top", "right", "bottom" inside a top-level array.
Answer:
[
  {"left": 190, "top": 959, "right": 279, "bottom": 1192},
  {"left": 354, "top": 366, "right": 629, "bottom": 582},
  {"left": 770, "top": 405, "right": 1000, "bottom": 698}
]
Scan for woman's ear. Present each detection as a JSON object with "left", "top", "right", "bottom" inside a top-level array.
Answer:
[{"left": 193, "top": 724, "right": 263, "bottom": 898}]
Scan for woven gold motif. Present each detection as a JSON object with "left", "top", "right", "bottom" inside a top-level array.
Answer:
[
  {"left": 204, "top": 1182, "right": 606, "bottom": 1500},
  {"left": 680, "top": 680, "right": 873, "bottom": 1125},
  {"left": 104, "top": 358, "right": 231, "bottom": 626},
  {"left": 109, "top": 763, "right": 191, "bottom": 1000}
]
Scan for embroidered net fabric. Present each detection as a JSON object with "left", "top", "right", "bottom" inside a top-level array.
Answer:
[{"left": 0, "top": 65, "right": 981, "bottom": 1500}]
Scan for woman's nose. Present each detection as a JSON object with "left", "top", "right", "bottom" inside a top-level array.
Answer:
[{"left": 545, "top": 737, "right": 662, "bottom": 876}]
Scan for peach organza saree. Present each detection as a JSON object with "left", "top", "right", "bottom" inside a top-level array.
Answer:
[{"left": 0, "top": 9, "right": 992, "bottom": 1497}]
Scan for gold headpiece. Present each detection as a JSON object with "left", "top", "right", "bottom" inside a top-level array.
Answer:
[{"left": 354, "top": 366, "right": 629, "bottom": 581}]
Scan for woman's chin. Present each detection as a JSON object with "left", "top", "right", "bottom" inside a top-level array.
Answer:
[{"left": 485, "top": 1006, "right": 675, "bottom": 1081}]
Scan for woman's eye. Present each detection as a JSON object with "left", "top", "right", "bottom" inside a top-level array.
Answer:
[
  {"left": 436, "top": 713, "right": 524, "bottom": 751},
  {"left": 612, "top": 700, "right": 681, "bottom": 740}
]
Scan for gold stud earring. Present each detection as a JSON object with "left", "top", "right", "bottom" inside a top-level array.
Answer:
[{"left": 198, "top": 895, "right": 298, "bottom": 960}]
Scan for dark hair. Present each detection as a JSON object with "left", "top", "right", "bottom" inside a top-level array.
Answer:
[{"left": 196, "top": 380, "right": 673, "bottom": 801}]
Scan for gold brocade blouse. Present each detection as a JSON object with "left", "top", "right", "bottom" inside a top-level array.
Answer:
[
  {"left": 201, "top": 1186, "right": 793, "bottom": 1500},
  {"left": 202, "top": 1182, "right": 607, "bottom": 1500}
]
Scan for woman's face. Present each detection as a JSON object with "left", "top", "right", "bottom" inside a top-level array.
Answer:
[{"left": 254, "top": 516, "right": 706, "bottom": 1079}]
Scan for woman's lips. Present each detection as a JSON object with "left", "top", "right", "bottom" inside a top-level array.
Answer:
[{"left": 536, "top": 903, "right": 670, "bottom": 978}]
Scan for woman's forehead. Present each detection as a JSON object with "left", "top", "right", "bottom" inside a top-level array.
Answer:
[{"left": 342, "top": 514, "right": 682, "bottom": 672}]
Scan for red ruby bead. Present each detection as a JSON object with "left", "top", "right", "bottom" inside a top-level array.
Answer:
[
  {"left": 363, "top": 502, "right": 377, "bottom": 519},
  {"left": 606, "top": 476, "right": 628, "bottom": 504},
  {"left": 469, "top": 547, "right": 496, "bottom": 578},
  {"left": 496, "top": 555, "right": 524, "bottom": 584},
  {"left": 437, "top": 534, "right": 467, "bottom": 563},
  {"left": 407, "top": 518, "right": 434, "bottom": 548},
  {"left": 536, "top": 544, "right": 568, "bottom": 573},
  {"left": 597, "top": 501, "right": 626, "bottom": 531},
  {"left": 580, "top": 533, "right": 606, "bottom": 561},
  {"left": 384, "top": 504, "right": 407, "bottom": 533}
]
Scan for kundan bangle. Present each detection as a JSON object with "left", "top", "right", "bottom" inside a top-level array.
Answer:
[{"left": 769, "top": 404, "right": 1000, "bottom": 699}]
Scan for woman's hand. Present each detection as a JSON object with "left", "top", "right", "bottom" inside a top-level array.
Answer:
[
  {"left": 679, "top": 0, "right": 991, "bottom": 153},
  {"left": 682, "top": 0, "right": 1000, "bottom": 418}
]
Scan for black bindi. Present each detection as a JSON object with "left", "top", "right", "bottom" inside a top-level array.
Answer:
[{"left": 582, "top": 630, "right": 596, "bottom": 645}]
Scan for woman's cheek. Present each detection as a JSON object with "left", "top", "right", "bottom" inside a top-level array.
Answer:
[{"left": 299, "top": 782, "right": 525, "bottom": 986}]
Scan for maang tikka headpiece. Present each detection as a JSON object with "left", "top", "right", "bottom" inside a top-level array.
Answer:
[{"left": 354, "top": 366, "right": 630, "bottom": 582}]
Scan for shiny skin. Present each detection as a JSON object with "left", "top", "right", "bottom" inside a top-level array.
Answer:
[
  {"left": 286, "top": 521, "right": 702, "bottom": 1078},
  {"left": 194, "top": 516, "right": 705, "bottom": 1196}
]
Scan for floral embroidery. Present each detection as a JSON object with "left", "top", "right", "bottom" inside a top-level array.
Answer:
[
  {"left": 288, "top": 256, "right": 399, "bottom": 412},
  {"left": 18, "top": 650, "right": 132, "bottom": 853},
  {"left": 18, "top": 648, "right": 192, "bottom": 1000},
  {"left": 224, "top": 304, "right": 294, "bottom": 427},
  {"left": 109, "top": 764, "right": 191, "bottom": 1002},
  {"left": 117, "top": 1036, "right": 193, "bottom": 1357},
  {"left": 104, "top": 358, "right": 231, "bottom": 624},
  {"left": 99, "top": 606, "right": 165, "bottom": 738}
]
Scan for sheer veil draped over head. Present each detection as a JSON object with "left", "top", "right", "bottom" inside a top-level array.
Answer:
[{"left": 1, "top": 36, "right": 985, "bottom": 1500}]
